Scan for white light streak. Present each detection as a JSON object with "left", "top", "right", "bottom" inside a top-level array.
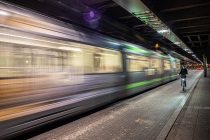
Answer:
[
  {"left": 0, "top": 33, "right": 81, "bottom": 49},
  {"left": 108, "top": 42, "right": 120, "bottom": 45},
  {"left": 0, "top": 10, "right": 9, "bottom": 16},
  {"left": 59, "top": 46, "right": 81, "bottom": 51}
]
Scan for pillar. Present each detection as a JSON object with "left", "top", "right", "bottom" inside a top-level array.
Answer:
[{"left": 203, "top": 54, "right": 207, "bottom": 77}]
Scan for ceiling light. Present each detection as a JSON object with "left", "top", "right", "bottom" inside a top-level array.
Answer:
[
  {"left": 141, "top": 10, "right": 150, "bottom": 14},
  {"left": 157, "top": 29, "right": 170, "bottom": 33},
  {"left": 138, "top": 16, "right": 147, "bottom": 19},
  {"left": 145, "top": 10, "right": 150, "bottom": 14},
  {"left": 149, "top": 18, "right": 158, "bottom": 21},
  {"left": 153, "top": 22, "right": 161, "bottom": 25},
  {"left": 174, "top": 42, "right": 181, "bottom": 45},
  {"left": 148, "top": 15, "right": 155, "bottom": 18}
]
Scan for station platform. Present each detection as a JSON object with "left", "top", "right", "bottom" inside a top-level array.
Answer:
[
  {"left": 166, "top": 69, "right": 210, "bottom": 140},
  {"left": 27, "top": 70, "right": 209, "bottom": 140}
]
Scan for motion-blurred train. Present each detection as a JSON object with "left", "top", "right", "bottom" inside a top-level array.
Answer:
[{"left": 0, "top": 2, "right": 180, "bottom": 139}]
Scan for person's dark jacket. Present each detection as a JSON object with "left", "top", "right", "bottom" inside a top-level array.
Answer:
[{"left": 179, "top": 68, "right": 188, "bottom": 77}]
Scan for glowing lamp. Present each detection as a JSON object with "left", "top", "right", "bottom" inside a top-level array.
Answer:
[{"left": 155, "top": 43, "right": 159, "bottom": 49}]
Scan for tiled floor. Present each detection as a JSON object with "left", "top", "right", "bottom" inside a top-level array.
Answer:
[
  {"left": 167, "top": 69, "right": 210, "bottom": 140},
  {"left": 30, "top": 70, "right": 203, "bottom": 140}
]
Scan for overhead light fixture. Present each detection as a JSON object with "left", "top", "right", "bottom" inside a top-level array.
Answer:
[
  {"left": 152, "top": 24, "right": 161, "bottom": 27},
  {"left": 149, "top": 19, "right": 158, "bottom": 22},
  {"left": 140, "top": 10, "right": 150, "bottom": 14},
  {"left": 153, "top": 22, "right": 161, "bottom": 25},
  {"left": 157, "top": 29, "right": 170, "bottom": 33},
  {"left": 174, "top": 42, "right": 181, "bottom": 45},
  {"left": 183, "top": 48, "right": 189, "bottom": 51},
  {"left": 148, "top": 15, "right": 155, "bottom": 18},
  {"left": 115, "top": 0, "right": 196, "bottom": 61},
  {"left": 138, "top": 16, "right": 147, "bottom": 19}
]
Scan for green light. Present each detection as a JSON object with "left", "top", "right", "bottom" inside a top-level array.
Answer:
[
  {"left": 124, "top": 45, "right": 167, "bottom": 58},
  {"left": 139, "top": 16, "right": 147, "bottom": 19},
  {"left": 124, "top": 45, "right": 150, "bottom": 54},
  {"left": 124, "top": 74, "right": 177, "bottom": 89},
  {"left": 155, "top": 53, "right": 165, "bottom": 58}
]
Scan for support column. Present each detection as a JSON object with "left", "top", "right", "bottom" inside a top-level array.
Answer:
[{"left": 203, "top": 54, "right": 207, "bottom": 77}]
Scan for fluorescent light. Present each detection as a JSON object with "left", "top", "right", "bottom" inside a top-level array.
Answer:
[
  {"left": 153, "top": 22, "right": 161, "bottom": 25},
  {"left": 148, "top": 15, "right": 155, "bottom": 18},
  {"left": 141, "top": 10, "right": 150, "bottom": 14},
  {"left": 0, "top": 10, "right": 9, "bottom": 16},
  {"left": 153, "top": 25, "right": 161, "bottom": 28},
  {"left": 139, "top": 16, "right": 147, "bottom": 19},
  {"left": 157, "top": 29, "right": 169, "bottom": 33},
  {"left": 145, "top": 11, "right": 150, "bottom": 14},
  {"left": 149, "top": 18, "right": 158, "bottom": 21}
]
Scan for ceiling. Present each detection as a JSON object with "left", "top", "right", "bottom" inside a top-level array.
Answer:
[
  {"left": 142, "top": 0, "right": 210, "bottom": 62},
  {"left": 3, "top": 0, "right": 210, "bottom": 63}
]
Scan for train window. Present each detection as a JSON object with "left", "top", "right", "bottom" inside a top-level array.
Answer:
[
  {"left": 0, "top": 45, "right": 11, "bottom": 77},
  {"left": 149, "top": 58, "right": 162, "bottom": 74},
  {"left": 176, "top": 62, "right": 180, "bottom": 69},
  {"left": 164, "top": 60, "right": 171, "bottom": 70},
  {"left": 84, "top": 47, "right": 122, "bottom": 73},
  {"left": 0, "top": 27, "right": 122, "bottom": 79},
  {"left": 0, "top": 46, "right": 9, "bottom": 67},
  {"left": 172, "top": 62, "right": 176, "bottom": 69},
  {"left": 11, "top": 47, "right": 32, "bottom": 68},
  {"left": 126, "top": 54, "right": 149, "bottom": 72},
  {"left": 94, "top": 53, "right": 104, "bottom": 72},
  {"left": 175, "top": 61, "right": 181, "bottom": 72},
  {"left": 169, "top": 61, "right": 176, "bottom": 72}
]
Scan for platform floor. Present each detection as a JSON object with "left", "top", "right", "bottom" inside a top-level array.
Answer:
[
  {"left": 30, "top": 70, "right": 203, "bottom": 140},
  {"left": 166, "top": 69, "right": 210, "bottom": 140}
]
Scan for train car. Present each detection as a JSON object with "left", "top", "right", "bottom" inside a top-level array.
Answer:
[{"left": 0, "top": 2, "right": 180, "bottom": 139}]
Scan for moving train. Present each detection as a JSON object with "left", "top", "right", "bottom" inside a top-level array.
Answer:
[{"left": 0, "top": 2, "right": 180, "bottom": 139}]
